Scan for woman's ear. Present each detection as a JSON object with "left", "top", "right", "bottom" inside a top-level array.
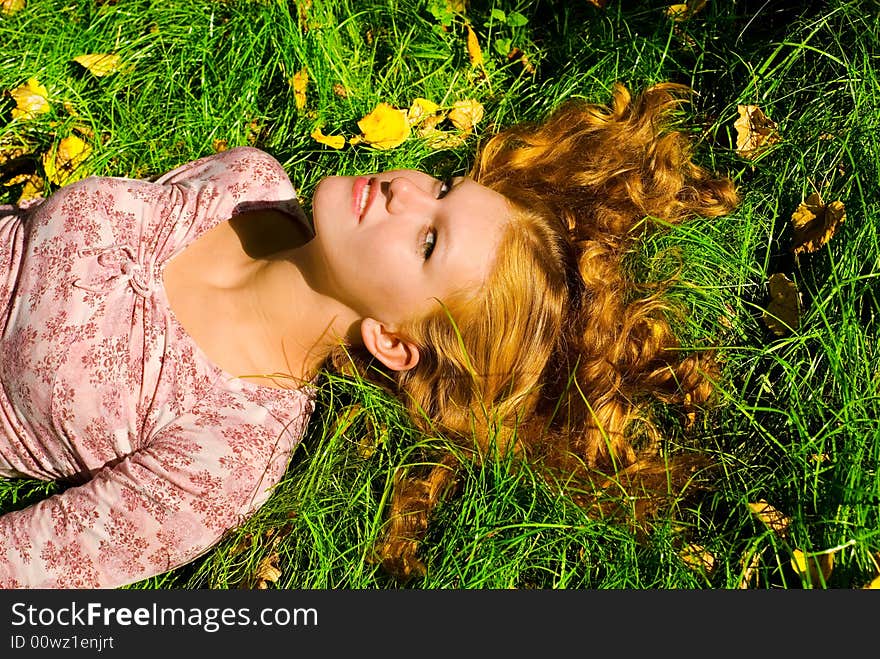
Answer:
[{"left": 360, "top": 318, "right": 420, "bottom": 371}]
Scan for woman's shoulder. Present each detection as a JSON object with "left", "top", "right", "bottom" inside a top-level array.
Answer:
[{"left": 155, "top": 146, "right": 289, "bottom": 188}]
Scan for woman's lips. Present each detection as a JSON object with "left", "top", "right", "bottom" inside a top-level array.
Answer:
[{"left": 353, "top": 176, "right": 378, "bottom": 222}]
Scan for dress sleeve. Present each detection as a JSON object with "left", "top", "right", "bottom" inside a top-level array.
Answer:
[{"left": 0, "top": 401, "right": 308, "bottom": 589}]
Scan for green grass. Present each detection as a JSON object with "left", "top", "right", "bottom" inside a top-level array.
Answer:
[{"left": 1, "top": 0, "right": 878, "bottom": 589}]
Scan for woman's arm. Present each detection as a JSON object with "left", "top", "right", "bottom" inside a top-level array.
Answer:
[{"left": 0, "top": 406, "right": 306, "bottom": 589}]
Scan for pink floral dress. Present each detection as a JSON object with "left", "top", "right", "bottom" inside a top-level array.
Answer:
[{"left": 0, "top": 147, "right": 316, "bottom": 588}]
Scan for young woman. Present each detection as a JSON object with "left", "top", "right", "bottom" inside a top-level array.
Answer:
[{"left": 0, "top": 82, "right": 738, "bottom": 588}]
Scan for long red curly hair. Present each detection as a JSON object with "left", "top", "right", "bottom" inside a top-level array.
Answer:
[{"left": 330, "top": 82, "right": 739, "bottom": 580}]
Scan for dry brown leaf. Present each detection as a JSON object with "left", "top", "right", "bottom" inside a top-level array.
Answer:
[
  {"left": 762, "top": 273, "right": 800, "bottom": 336},
  {"left": 254, "top": 553, "right": 282, "bottom": 589},
  {"left": 748, "top": 500, "right": 791, "bottom": 537},
  {"left": 1, "top": 0, "right": 25, "bottom": 15},
  {"left": 734, "top": 104, "right": 780, "bottom": 159},
  {"left": 72, "top": 53, "right": 124, "bottom": 77},
  {"left": 8, "top": 78, "right": 51, "bottom": 120},
  {"left": 518, "top": 52, "right": 535, "bottom": 75},
  {"left": 790, "top": 193, "right": 845, "bottom": 255},
  {"left": 352, "top": 102, "right": 410, "bottom": 150},
  {"left": 585, "top": 0, "right": 609, "bottom": 8},
  {"left": 310, "top": 125, "right": 345, "bottom": 149},
  {"left": 42, "top": 134, "right": 91, "bottom": 186},
  {"left": 448, "top": 99, "right": 484, "bottom": 132},
  {"left": 416, "top": 114, "right": 467, "bottom": 149},
  {"left": 291, "top": 68, "right": 308, "bottom": 110},
  {"left": 465, "top": 24, "right": 483, "bottom": 67},
  {"left": 680, "top": 543, "right": 716, "bottom": 575},
  {"left": 230, "top": 532, "right": 255, "bottom": 556},
  {"left": 407, "top": 97, "right": 442, "bottom": 127},
  {"left": 416, "top": 114, "right": 445, "bottom": 134},
  {"left": 332, "top": 82, "right": 348, "bottom": 98},
  {"left": 506, "top": 47, "right": 536, "bottom": 74},
  {"left": 791, "top": 548, "right": 834, "bottom": 586},
  {"left": 296, "top": 0, "right": 313, "bottom": 30},
  {"left": 71, "top": 123, "right": 95, "bottom": 140}
]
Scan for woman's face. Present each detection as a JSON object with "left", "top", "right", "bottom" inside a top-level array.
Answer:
[{"left": 308, "top": 169, "right": 511, "bottom": 327}]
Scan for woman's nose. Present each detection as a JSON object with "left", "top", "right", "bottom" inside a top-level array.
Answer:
[{"left": 385, "top": 177, "right": 432, "bottom": 215}]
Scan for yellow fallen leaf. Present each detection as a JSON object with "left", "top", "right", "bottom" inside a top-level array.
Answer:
[
  {"left": 465, "top": 24, "right": 483, "bottom": 67},
  {"left": 212, "top": 139, "right": 229, "bottom": 152},
  {"left": 748, "top": 500, "right": 791, "bottom": 537},
  {"left": 791, "top": 548, "right": 834, "bottom": 586},
  {"left": 448, "top": 99, "right": 484, "bottom": 132},
  {"left": 1, "top": 0, "right": 25, "bottom": 15},
  {"left": 355, "top": 102, "right": 410, "bottom": 150},
  {"left": 866, "top": 574, "right": 880, "bottom": 589},
  {"left": 329, "top": 404, "right": 362, "bottom": 438},
  {"left": 762, "top": 273, "right": 800, "bottom": 336},
  {"left": 666, "top": 0, "right": 706, "bottom": 20},
  {"left": 0, "top": 143, "right": 31, "bottom": 167},
  {"left": 310, "top": 125, "right": 345, "bottom": 149},
  {"left": 1, "top": 172, "right": 30, "bottom": 186},
  {"left": 666, "top": 4, "right": 689, "bottom": 20},
  {"left": 679, "top": 543, "right": 716, "bottom": 575},
  {"left": 738, "top": 546, "right": 766, "bottom": 589},
  {"left": 734, "top": 104, "right": 780, "bottom": 159},
  {"left": 17, "top": 175, "right": 44, "bottom": 204},
  {"left": 72, "top": 53, "right": 124, "bottom": 77},
  {"left": 9, "top": 78, "right": 51, "bottom": 120},
  {"left": 791, "top": 193, "right": 845, "bottom": 255},
  {"left": 42, "top": 134, "right": 91, "bottom": 186},
  {"left": 407, "top": 97, "right": 441, "bottom": 126},
  {"left": 291, "top": 68, "right": 308, "bottom": 110},
  {"left": 358, "top": 412, "right": 390, "bottom": 459},
  {"left": 246, "top": 120, "right": 265, "bottom": 146}
]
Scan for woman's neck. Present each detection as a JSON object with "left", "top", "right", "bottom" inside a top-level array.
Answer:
[
  {"left": 163, "top": 207, "right": 360, "bottom": 388},
  {"left": 247, "top": 248, "right": 359, "bottom": 381}
]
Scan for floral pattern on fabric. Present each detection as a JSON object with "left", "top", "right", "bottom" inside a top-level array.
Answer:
[{"left": 0, "top": 147, "right": 315, "bottom": 588}]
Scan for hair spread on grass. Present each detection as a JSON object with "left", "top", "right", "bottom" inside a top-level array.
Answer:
[{"left": 328, "top": 82, "right": 739, "bottom": 581}]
